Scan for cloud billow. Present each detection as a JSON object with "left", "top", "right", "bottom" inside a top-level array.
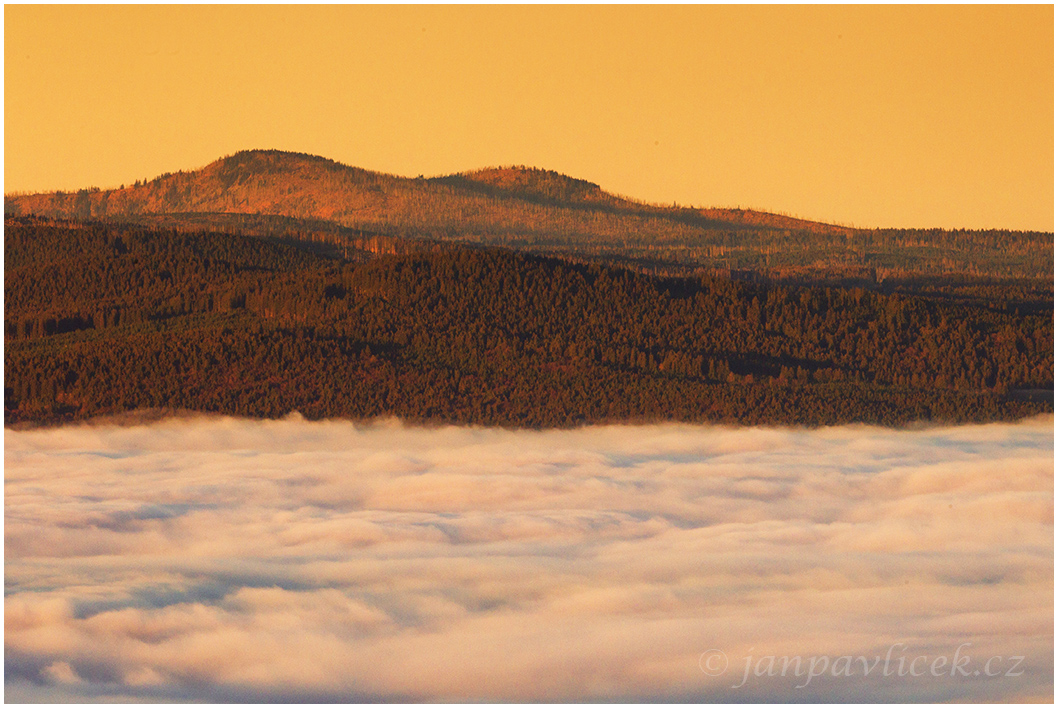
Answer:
[{"left": 5, "top": 415, "right": 1053, "bottom": 702}]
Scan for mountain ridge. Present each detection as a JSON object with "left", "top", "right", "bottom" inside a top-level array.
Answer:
[
  {"left": 5, "top": 149, "right": 1051, "bottom": 281},
  {"left": 4, "top": 148, "right": 853, "bottom": 235}
]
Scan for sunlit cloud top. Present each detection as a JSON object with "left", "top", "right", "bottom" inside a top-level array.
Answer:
[{"left": 6, "top": 416, "right": 1052, "bottom": 701}]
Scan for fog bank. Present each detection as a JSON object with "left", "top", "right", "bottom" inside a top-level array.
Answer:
[{"left": 5, "top": 416, "right": 1053, "bottom": 702}]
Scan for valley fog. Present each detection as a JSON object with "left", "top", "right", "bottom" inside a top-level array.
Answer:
[{"left": 5, "top": 416, "right": 1053, "bottom": 702}]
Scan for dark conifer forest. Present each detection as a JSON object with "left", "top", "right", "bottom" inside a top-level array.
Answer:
[{"left": 5, "top": 215, "right": 1051, "bottom": 427}]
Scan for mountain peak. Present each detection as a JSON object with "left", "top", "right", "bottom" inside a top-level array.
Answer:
[
  {"left": 433, "top": 165, "right": 608, "bottom": 205},
  {"left": 461, "top": 166, "right": 599, "bottom": 191},
  {"left": 205, "top": 149, "right": 351, "bottom": 178}
]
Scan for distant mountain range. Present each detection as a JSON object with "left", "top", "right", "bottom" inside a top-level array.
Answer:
[{"left": 6, "top": 149, "right": 1052, "bottom": 281}]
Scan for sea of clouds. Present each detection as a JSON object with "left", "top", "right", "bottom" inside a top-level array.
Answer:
[{"left": 5, "top": 415, "right": 1053, "bottom": 702}]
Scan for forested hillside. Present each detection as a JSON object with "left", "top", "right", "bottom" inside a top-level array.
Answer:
[
  {"left": 6, "top": 217, "right": 1051, "bottom": 427},
  {"left": 6, "top": 149, "right": 1052, "bottom": 281}
]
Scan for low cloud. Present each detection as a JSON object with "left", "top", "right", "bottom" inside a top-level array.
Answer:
[{"left": 5, "top": 415, "right": 1053, "bottom": 701}]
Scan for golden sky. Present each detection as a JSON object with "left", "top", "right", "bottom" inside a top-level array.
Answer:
[{"left": 5, "top": 5, "right": 1053, "bottom": 231}]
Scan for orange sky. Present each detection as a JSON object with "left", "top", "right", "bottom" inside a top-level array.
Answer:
[{"left": 5, "top": 5, "right": 1053, "bottom": 231}]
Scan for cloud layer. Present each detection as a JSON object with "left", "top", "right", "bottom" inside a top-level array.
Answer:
[{"left": 5, "top": 415, "right": 1053, "bottom": 702}]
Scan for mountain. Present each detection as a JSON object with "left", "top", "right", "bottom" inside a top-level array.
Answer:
[
  {"left": 7, "top": 149, "right": 1052, "bottom": 281},
  {"left": 5, "top": 216, "right": 1051, "bottom": 427},
  {"left": 6, "top": 149, "right": 844, "bottom": 232}
]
